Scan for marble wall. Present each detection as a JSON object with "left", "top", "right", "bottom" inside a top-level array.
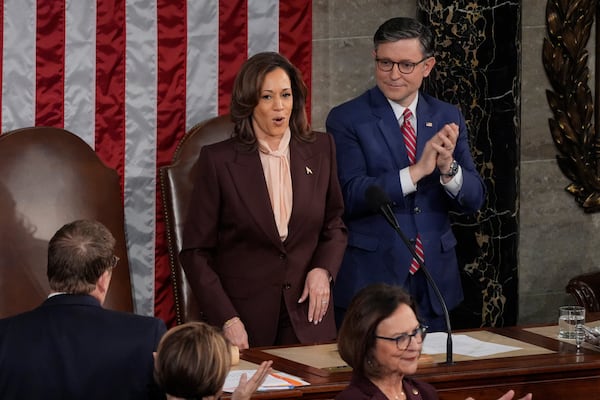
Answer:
[
  {"left": 519, "top": 0, "right": 600, "bottom": 324},
  {"left": 312, "top": 0, "right": 600, "bottom": 325}
]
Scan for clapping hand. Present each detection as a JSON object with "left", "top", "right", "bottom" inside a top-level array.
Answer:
[
  {"left": 231, "top": 360, "right": 273, "bottom": 400},
  {"left": 411, "top": 123, "right": 458, "bottom": 184},
  {"left": 465, "top": 389, "right": 532, "bottom": 400},
  {"left": 430, "top": 123, "right": 458, "bottom": 176}
]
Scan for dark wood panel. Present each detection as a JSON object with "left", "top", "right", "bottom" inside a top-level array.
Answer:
[{"left": 234, "top": 326, "right": 600, "bottom": 399}]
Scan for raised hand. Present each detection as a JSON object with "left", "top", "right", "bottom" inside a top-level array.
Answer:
[
  {"left": 231, "top": 360, "right": 273, "bottom": 400},
  {"left": 430, "top": 123, "right": 458, "bottom": 175},
  {"left": 464, "top": 389, "right": 533, "bottom": 400}
]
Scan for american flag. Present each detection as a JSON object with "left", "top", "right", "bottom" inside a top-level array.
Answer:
[{"left": 0, "top": 0, "right": 312, "bottom": 325}]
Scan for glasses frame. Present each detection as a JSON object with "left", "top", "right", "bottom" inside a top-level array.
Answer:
[
  {"left": 375, "top": 324, "right": 428, "bottom": 351},
  {"left": 374, "top": 56, "right": 430, "bottom": 74}
]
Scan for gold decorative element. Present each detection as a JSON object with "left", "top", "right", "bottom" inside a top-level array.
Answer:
[{"left": 543, "top": 0, "right": 600, "bottom": 212}]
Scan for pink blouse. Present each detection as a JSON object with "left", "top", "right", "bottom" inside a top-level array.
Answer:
[{"left": 257, "top": 128, "right": 293, "bottom": 241}]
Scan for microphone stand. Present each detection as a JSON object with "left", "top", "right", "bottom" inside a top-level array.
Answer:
[{"left": 379, "top": 204, "right": 454, "bottom": 365}]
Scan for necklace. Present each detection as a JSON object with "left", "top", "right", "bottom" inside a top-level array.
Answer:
[{"left": 374, "top": 378, "right": 406, "bottom": 400}]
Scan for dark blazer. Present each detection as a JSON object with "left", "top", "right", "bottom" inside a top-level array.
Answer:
[
  {"left": 327, "top": 87, "right": 486, "bottom": 315},
  {"left": 180, "top": 132, "right": 347, "bottom": 347},
  {"left": 336, "top": 373, "right": 438, "bottom": 400},
  {"left": 0, "top": 294, "right": 167, "bottom": 400}
]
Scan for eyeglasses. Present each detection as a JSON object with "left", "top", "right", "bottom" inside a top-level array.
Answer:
[
  {"left": 375, "top": 57, "right": 429, "bottom": 74},
  {"left": 375, "top": 324, "right": 428, "bottom": 351}
]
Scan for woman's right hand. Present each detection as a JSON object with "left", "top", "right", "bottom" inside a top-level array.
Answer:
[{"left": 223, "top": 317, "right": 249, "bottom": 350}]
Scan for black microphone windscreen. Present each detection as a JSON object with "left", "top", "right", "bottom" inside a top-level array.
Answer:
[{"left": 365, "top": 185, "right": 391, "bottom": 211}]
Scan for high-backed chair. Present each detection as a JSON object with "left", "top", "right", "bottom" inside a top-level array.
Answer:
[
  {"left": 160, "top": 115, "right": 233, "bottom": 324},
  {"left": 0, "top": 127, "right": 133, "bottom": 318},
  {"left": 566, "top": 272, "right": 600, "bottom": 313}
]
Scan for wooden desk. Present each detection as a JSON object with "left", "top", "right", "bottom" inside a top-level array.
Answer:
[{"left": 240, "top": 325, "right": 600, "bottom": 399}]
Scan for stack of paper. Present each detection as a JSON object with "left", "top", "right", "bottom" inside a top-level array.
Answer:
[
  {"left": 223, "top": 370, "right": 310, "bottom": 392},
  {"left": 422, "top": 332, "right": 522, "bottom": 357}
]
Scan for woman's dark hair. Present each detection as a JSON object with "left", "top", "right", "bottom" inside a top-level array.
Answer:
[
  {"left": 230, "top": 51, "right": 312, "bottom": 150},
  {"left": 337, "top": 283, "right": 418, "bottom": 379}
]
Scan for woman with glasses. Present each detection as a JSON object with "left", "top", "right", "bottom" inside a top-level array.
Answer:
[{"left": 336, "top": 283, "right": 532, "bottom": 400}]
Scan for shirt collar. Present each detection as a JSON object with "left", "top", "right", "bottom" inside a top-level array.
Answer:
[
  {"left": 257, "top": 127, "right": 291, "bottom": 155},
  {"left": 387, "top": 92, "right": 419, "bottom": 122}
]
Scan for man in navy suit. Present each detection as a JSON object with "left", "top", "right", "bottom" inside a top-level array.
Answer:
[
  {"left": 0, "top": 219, "right": 167, "bottom": 399},
  {"left": 327, "top": 17, "right": 486, "bottom": 331}
]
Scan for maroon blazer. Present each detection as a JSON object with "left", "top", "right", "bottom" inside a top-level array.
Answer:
[
  {"left": 180, "top": 132, "right": 347, "bottom": 347},
  {"left": 336, "top": 373, "right": 438, "bottom": 400}
]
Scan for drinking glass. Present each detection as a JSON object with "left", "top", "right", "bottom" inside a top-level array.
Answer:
[{"left": 558, "top": 305, "right": 585, "bottom": 344}]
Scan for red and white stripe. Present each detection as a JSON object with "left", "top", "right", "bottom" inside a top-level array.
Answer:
[
  {"left": 409, "top": 235, "right": 424, "bottom": 275},
  {"left": 401, "top": 108, "right": 417, "bottom": 164},
  {"left": 0, "top": 0, "right": 312, "bottom": 325}
]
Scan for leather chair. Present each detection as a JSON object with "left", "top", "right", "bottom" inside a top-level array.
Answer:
[
  {"left": 0, "top": 127, "right": 133, "bottom": 318},
  {"left": 159, "top": 115, "right": 233, "bottom": 324},
  {"left": 566, "top": 272, "right": 600, "bottom": 313}
]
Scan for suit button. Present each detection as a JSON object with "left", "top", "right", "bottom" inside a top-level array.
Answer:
[
  {"left": 413, "top": 207, "right": 421, "bottom": 214},
  {"left": 279, "top": 253, "right": 286, "bottom": 259},
  {"left": 283, "top": 283, "right": 292, "bottom": 290}
]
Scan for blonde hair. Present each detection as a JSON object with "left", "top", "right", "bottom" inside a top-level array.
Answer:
[{"left": 154, "top": 322, "right": 231, "bottom": 398}]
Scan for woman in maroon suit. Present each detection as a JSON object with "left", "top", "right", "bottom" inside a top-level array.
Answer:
[{"left": 180, "top": 52, "right": 347, "bottom": 348}]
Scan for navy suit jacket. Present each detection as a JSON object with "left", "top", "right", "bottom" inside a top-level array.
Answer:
[
  {"left": 180, "top": 133, "right": 347, "bottom": 347},
  {"left": 326, "top": 86, "right": 485, "bottom": 316},
  {"left": 0, "top": 294, "right": 167, "bottom": 400}
]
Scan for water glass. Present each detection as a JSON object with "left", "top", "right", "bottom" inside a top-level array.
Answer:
[{"left": 558, "top": 305, "right": 585, "bottom": 340}]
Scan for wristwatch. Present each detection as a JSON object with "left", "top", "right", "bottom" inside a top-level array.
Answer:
[{"left": 442, "top": 159, "right": 459, "bottom": 177}]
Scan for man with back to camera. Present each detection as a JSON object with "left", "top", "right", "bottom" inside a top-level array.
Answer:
[
  {"left": 327, "top": 17, "right": 486, "bottom": 331},
  {"left": 0, "top": 219, "right": 167, "bottom": 399}
]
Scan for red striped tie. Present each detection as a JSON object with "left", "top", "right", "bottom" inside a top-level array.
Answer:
[
  {"left": 401, "top": 108, "right": 424, "bottom": 274},
  {"left": 402, "top": 108, "right": 417, "bottom": 164}
]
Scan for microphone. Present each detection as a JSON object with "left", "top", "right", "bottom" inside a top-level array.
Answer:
[{"left": 365, "top": 185, "right": 454, "bottom": 365}]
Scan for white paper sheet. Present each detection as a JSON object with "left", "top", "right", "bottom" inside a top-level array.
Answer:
[
  {"left": 223, "top": 370, "right": 310, "bottom": 392},
  {"left": 422, "top": 332, "right": 522, "bottom": 357}
]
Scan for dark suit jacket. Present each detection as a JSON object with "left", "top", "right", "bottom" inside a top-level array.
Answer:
[
  {"left": 0, "top": 294, "right": 167, "bottom": 400},
  {"left": 180, "top": 132, "right": 347, "bottom": 347},
  {"left": 326, "top": 87, "right": 486, "bottom": 315},
  {"left": 336, "top": 373, "right": 438, "bottom": 400}
]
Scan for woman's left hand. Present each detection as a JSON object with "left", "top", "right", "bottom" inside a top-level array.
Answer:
[
  {"left": 298, "top": 267, "right": 331, "bottom": 324},
  {"left": 465, "top": 390, "right": 532, "bottom": 400},
  {"left": 231, "top": 360, "right": 273, "bottom": 400}
]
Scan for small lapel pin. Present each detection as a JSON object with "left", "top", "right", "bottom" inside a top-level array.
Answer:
[
  {"left": 425, "top": 122, "right": 433, "bottom": 127},
  {"left": 305, "top": 166, "right": 313, "bottom": 175}
]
